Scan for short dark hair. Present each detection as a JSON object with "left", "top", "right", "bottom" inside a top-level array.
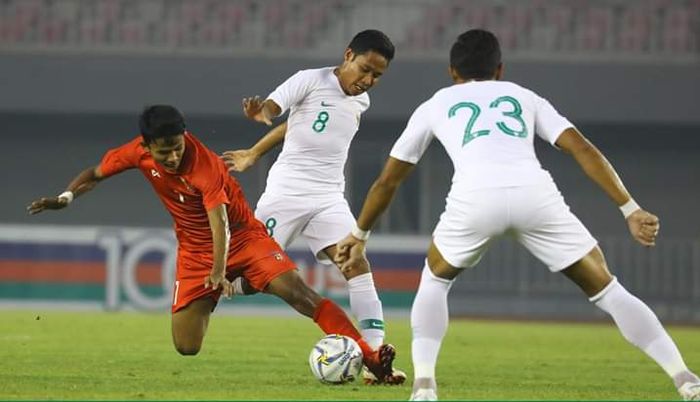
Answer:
[
  {"left": 450, "top": 29, "right": 501, "bottom": 80},
  {"left": 139, "top": 105, "right": 186, "bottom": 143},
  {"left": 348, "top": 29, "right": 395, "bottom": 62}
]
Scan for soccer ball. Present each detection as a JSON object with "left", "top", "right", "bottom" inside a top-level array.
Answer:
[{"left": 308, "top": 334, "right": 363, "bottom": 384}]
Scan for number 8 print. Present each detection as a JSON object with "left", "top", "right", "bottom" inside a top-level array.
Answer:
[
  {"left": 265, "top": 217, "right": 277, "bottom": 237},
  {"left": 312, "top": 111, "right": 329, "bottom": 133}
]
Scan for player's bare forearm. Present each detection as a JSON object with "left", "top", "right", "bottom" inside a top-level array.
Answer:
[
  {"left": 557, "top": 129, "right": 659, "bottom": 246},
  {"left": 357, "top": 182, "right": 399, "bottom": 231},
  {"left": 204, "top": 205, "right": 233, "bottom": 297},
  {"left": 337, "top": 159, "right": 413, "bottom": 265},
  {"left": 356, "top": 157, "right": 415, "bottom": 230},
  {"left": 556, "top": 128, "right": 632, "bottom": 206},
  {"left": 207, "top": 205, "right": 230, "bottom": 276},
  {"left": 27, "top": 166, "right": 104, "bottom": 215},
  {"left": 262, "top": 99, "right": 282, "bottom": 121},
  {"left": 251, "top": 121, "right": 288, "bottom": 158},
  {"left": 223, "top": 120, "right": 285, "bottom": 173},
  {"left": 68, "top": 166, "right": 105, "bottom": 197}
]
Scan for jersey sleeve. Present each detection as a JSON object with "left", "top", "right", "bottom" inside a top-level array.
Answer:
[
  {"left": 267, "top": 70, "right": 316, "bottom": 115},
  {"left": 192, "top": 151, "right": 231, "bottom": 211},
  {"left": 533, "top": 94, "right": 575, "bottom": 146},
  {"left": 358, "top": 93, "right": 370, "bottom": 113},
  {"left": 389, "top": 100, "right": 435, "bottom": 164},
  {"left": 99, "top": 137, "right": 143, "bottom": 178}
]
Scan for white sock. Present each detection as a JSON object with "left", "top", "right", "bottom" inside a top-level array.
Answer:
[
  {"left": 592, "top": 277, "right": 689, "bottom": 378},
  {"left": 347, "top": 272, "right": 385, "bottom": 349},
  {"left": 411, "top": 262, "right": 454, "bottom": 383}
]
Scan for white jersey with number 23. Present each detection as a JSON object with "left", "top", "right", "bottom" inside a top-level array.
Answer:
[
  {"left": 390, "top": 80, "right": 573, "bottom": 196},
  {"left": 390, "top": 80, "right": 597, "bottom": 271}
]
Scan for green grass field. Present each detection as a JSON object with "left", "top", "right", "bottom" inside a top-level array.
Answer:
[{"left": 1, "top": 310, "right": 698, "bottom": 400}]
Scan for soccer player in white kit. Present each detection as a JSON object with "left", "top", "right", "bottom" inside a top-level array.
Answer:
[
  {"left": 222, "top": 30, "right": 406, "bottom": 384},
  {"left": 336, "top": 29, "right": 700, "bottom": 400}
]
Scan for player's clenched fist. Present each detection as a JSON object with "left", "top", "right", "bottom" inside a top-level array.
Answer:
[{"left": 626, "top": 209, "right": 660, "bottom": 247}]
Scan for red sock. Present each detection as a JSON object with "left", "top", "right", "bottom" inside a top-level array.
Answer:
[{"left": 313, "top": 298, "right": 374, "bottom": 357}]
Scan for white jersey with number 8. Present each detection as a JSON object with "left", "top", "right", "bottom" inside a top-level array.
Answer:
[{"left": 265, "top": 67, "right": 370, "bottom": 196}]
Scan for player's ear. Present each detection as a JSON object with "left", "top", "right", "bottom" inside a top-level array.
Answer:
[
  {"left": 448, "top": 65, "right": 460, "bottom": 83},
  {"left": 343, "top": 48, "right": 354, "bottom": 63}
]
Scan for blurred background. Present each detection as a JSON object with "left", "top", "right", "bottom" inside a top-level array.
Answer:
[{"left": 1, "top": 0, "right": 698, "bottom": 322}]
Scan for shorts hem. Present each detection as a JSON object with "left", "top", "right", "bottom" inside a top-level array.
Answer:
[
  {"left": 171, "top": 292, "right": 219, "bottom": 314},
  {"left": 548, "top": 239, "right": 598, "bottom": 272},
  {"left": 254, "top": 264, "right": 297, "bottom": 292},
  {"left": 433, "top": 239, "right": 479, "bottom": 269}
]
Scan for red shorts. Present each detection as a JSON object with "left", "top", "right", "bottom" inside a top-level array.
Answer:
[{"left": 171, "top": 236, "right": 296, "bottom": 313}]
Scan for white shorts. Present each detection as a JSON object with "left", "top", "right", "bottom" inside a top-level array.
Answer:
[
  {"left": 433, "top": 182, "right": 597, "bottom": 272},
  {"left": 255, "top": 192, "right": 355, "bottom": 262}
]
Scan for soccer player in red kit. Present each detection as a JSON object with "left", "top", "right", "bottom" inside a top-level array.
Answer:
[{"left": 27, "top": 105, "right": 402, "bottom": 384}]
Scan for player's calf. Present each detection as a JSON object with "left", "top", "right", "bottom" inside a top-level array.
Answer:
[{"left": 265, "top": 270, "right": 322, "bottom": 317}]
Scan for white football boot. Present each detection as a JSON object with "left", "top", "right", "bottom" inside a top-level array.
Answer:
[
  {"left": 679, "top": 382, "right": 700, "bottom": 401},
  {"left": 409, "top": 388, "right": 438, "bottom": 401}
]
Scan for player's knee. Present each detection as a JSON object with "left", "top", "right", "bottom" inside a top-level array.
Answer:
[{"left": 266, "top": 271, "right": 319, "bottom": 317}]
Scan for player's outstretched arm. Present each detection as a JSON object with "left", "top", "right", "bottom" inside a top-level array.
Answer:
[
  {"left": 555, "top": 128, "right": 659, "bottom": 247},
  {"left": 242, "top": 96, "right": 282, "bottom": 126},
  {"left": 27, "top": 166, "right": 105, "bottom": 215},
  {"left": 336, "top": 157, "right": 415, "bottom": 269},
  {"left": 222, "top": 121, "right": 288, "bottom": 173},
  {"left": 204, "top": 204, "right": 233, "bottom": 297}
]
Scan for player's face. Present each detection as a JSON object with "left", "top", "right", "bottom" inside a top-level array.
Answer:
[
  {"left": 146, "top": 135, "right": 186, "bottom": 173},
  {"left": 338, "top": 49, "right": 388, "bottom": 96}
]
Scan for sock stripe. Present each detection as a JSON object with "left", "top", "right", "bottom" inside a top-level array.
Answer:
[{"left": 359, "top": 319, "right": 385, "bottom": 330}]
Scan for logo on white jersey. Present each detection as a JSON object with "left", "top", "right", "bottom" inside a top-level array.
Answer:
[
  {"left": 320, "top": 101, "right": 335, "bottom": 107},
  {"left": 151, "top": 169, "right": 161, "bottom": 178}
]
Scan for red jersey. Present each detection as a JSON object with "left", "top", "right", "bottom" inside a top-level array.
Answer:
[{"left": 99, "top": 132, "right": 269, "bottom": 257}]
